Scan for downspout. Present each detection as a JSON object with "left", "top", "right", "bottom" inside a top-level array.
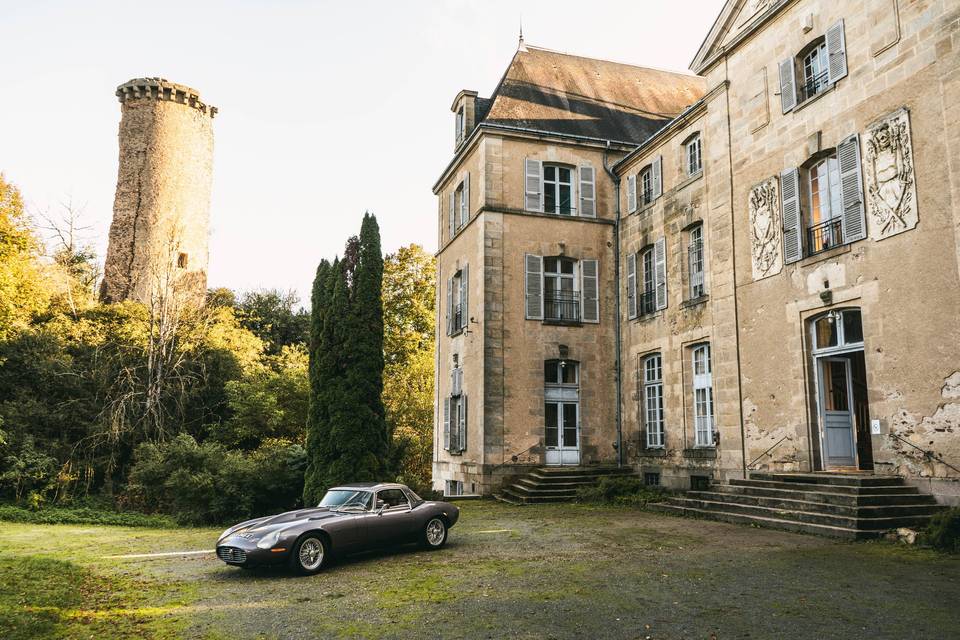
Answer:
[{"left": 603, "top": 141, "right": 624, "bottom": 468}]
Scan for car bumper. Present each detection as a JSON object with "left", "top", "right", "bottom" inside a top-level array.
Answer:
[{"left": 216, "top": 537, "right": 291, "bottom": 567}]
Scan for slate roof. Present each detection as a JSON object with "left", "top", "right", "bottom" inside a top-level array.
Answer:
[{"left": 480, "top": 45, "right": 706, "bottom": 144}]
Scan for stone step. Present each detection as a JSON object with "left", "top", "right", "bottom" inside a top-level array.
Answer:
[
  {"left": 517, "top": 477, "right": 592, "bottom": 490},
  {"left": 748, "top": 472, "right": 904, "bottom": 487},
  {"left": 493, "top": 493, "right": 522, "bottom": 506},
  {"left": 500, "top": 488, "right": 572, "bottom": 504},
  {"left": 685, "top": 491, "right": 943, "bottom": 518},
  {"left": 730, "top": 478, "right": 918, "bottom": 495},
  {"left": 715, "top": 484, "right": 933, "bottom": 506},
  {"left": 535, "top": 466, "right": 633, "bottom": 475},
  {"left": 506, "top": 483, "right": 578, "bottom": 496},
  {"left": 666, "top": 497, "right": 939, "bottom": 531},
  {"left": 648, "top": 503, "right": 878, "bottom": 540}
]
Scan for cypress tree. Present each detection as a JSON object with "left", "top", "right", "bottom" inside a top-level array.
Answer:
[{"left": 303, "top": 259, "right": 333, "bottom": 505}]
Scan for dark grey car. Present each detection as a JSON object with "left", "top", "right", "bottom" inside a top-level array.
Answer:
[{"left": 215, "top": 483, "right": 460, "bottom": 575}]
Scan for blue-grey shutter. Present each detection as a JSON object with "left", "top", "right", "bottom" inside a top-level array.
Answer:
[
  {"left": 445, "top": 276, "right": 453, "bottom": 335},
  {"left": 461, "top": 174, "right": 470, "bottom": 226},
  {"left": 652, "top": 156, "right": 663, "bottom": 200},
  {"left": 460, "top": 264, "right": 469, "bottom": 329},
  {"left": 826, "top": 19, "right": 848, "bottom": 84},
  {"left": 525, "top": 159, "right": 543, "bottom": 211},
  {"left": 458, "top": 396, "right": 467, "bottom": 452},
  {"left": 443, "top": 397, "right": 450, "bottom": 450},
  {"left": 654, "top": 237, "right": 667, "bottom": 310},
  {"left": 580, "top": 259, "right": 599, "bottom": 323},
  {"left": 626, "top": 252, "right": 637, "bottom": 319},
  {"left": 525, "top": 254, "right": 543, "bottom": 320},
  {"left": 838, "top": 134, "right": 866, "bottom": 243},
  {"left": 627, "top": 174, "right": 637, "bottom": 213},
  {"left": 579, "top": 165, "right": 596, "bottom": 217},
  {"left": 781, "top": 167, "right": 803, "bottom": 263},
  {"left": 448, "top": 192, "right": 455, "bottom": 239},
  {"left": 779, "top": 58, "right": 797, "bottom": 113}
]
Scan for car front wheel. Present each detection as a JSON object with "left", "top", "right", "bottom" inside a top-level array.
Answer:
[
  {"left": 422, "top": 517, "right": 448, "bottom": 550},
  {"left": 290, "top": 535, "right": 328, "bottom": 575}
]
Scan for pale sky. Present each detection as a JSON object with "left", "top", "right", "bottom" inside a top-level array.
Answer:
[{"left": 1, "top": 0, "right": 724, "bottom": 303}]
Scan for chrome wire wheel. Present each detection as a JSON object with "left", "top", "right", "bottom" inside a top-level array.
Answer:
[
  {"left": 298, "top": 538, "right": 324, "bottom": 571},
  {"left": 425, "top": 518, "right": 446, "bottom": 547}
]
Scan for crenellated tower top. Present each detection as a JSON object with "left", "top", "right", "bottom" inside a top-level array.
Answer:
[{"left": 116, "top": 77, "right": 218, "bottom": 118}]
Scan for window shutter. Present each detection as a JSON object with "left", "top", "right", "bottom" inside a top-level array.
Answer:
[
  {"left": 579, "top": 165, "right": 596, "bottom": 217},
  {"left": 654, "top": 237, "right": 667, "bottom": 310},
  {"left": 626, "top": 252, "right": 638, "bottom": 319},
  {"left": 778, "top": 58, "right": 797, "bottom": 113},
  {"left": 580, "top": 259, "right": 599, "bottom": 323},
  {"left": 652, "top": 156, "right": 663, "bottom": 200},
  {"left": 460, "top": 264, "right": 469, "bottom": 329},
  {"left": 627, "top": 175, "right": 637, "bottom": 213},
  {"left": 461, "top": 174, "right": 470, "bottom": 226},
  {"left": 524, "top": 158, "right": 543, "bottom": 212},
  {"left": 459, "top": 395, "right": 467, "bottom": 452},
  {"left": 445, "top": 276, "right": 453, "bottom": 335},
  {"left": 826, "top": 19, "right": 848, "bottom": 83},
  {"left": 448, "top": 192, "right": 456, "bottom": 239},
  {"left": 443, "top": 397, "right": 450, "bottom": 451},
  {"left": 837, "top": 134, "right": 866, "bottom": 243},
  {"left": 780, "top": 167, "right": 803, "bottom": 263},
  {"left": 524, "top": 254, "right": 543, "bottom": 320}
]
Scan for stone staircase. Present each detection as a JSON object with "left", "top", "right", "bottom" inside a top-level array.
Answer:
[
  {"left": 651, "top": 472, "right": 946, "bottom": 539},
  {"left": 495, "top": 466, "right": 636, "bottom": 505}
]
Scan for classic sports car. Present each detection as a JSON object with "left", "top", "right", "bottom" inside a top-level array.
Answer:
[{"left": 215, "top": 482, "right": 459, "bottom": 575}]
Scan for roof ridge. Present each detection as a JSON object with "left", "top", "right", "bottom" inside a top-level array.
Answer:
[{"left": 521, "top": 43, "right": 701, "bottom": 79}]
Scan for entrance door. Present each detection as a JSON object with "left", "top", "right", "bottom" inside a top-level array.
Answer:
[
  {"left": 818, "top": 356, "right": 856, "bottom": 468},
  {"left": 545, "top": 402, "right": 580, "bottom": 465}
]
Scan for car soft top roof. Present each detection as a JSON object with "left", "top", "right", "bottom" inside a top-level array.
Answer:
[{"left": 328, "top": 482, "right": 407, "bottom": 491}]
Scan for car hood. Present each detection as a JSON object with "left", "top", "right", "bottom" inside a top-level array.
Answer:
[{"left": 221, "top": 507, "right": 344, "bottom": 541}]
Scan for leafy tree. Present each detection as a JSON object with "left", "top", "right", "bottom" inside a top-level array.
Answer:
[
  {"left": 303, "top": 259, "right": 335, "bottom": 504},
  {"left": 236, "top": 289, "right": 309, "bottom": 355},
  {"left": 0, "top": 175, "right": 52, "bottom": 338}
]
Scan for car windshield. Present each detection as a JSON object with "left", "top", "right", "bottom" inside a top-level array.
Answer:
[{"left": 319, "top": 489, "right": 373, "bottom": 511}]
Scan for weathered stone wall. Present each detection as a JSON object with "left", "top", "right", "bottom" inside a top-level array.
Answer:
[{"left": 100, "top": 78, "right": 215, "bottom": 305}]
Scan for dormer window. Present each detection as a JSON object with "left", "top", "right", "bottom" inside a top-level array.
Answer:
[
  {"left": 455, "top": 105, "right": 465, "bottom": 145},
  {"left": 451, "top": 90, "right": 478, "bottom": 149}
]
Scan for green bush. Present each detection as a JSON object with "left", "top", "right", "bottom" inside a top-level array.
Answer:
[
  {"left": 924, "top": 507, "right": 960, "bottom": 553},
  {"left": 0, "top": 504, "right": 176, "bottom": 528},
  {"left": 576, "top": 475, "right": 667, "bottom": 507}
]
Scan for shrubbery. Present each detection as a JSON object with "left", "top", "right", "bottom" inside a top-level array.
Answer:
[
  {"left": 576, "top": 475, "right": 667, "bottom": 507},
  {"left": 924, "top": 507, "right": 960, "bottom": 553},
  {"left": 0, "top": 504, "right": 176, "bottom": 528}
]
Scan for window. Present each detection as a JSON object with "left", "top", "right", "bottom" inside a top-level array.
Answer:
[
  {"left": 455, "top": 105, "right": 465, "bottom": 145},
  {"left": 690, "top": 475, "right": 710, "bottom": 491},
  {"left": 640, "top": 166, "right": 653, "bottom": 205},
  {"left": 813, "top": 308, "right": 863, "bottom": 352},
  {"left": 543, "top": 164, "right": 574, "bottom": 215},
  {"left": 643, "top": 354, "right": 664, "bottom": 448},
  {"left": 177, "top": 253, "right": 188, "bottom": 269},
  {"left": 545, "top": 360, "right": 580, "bottom": 465},
  {"left": 685, "top": 134, "right": 702, "bottom": 176},
  {"left": 644, "top": 472, "right": 661, "bottom": 486},
  {"left": 375, "top": 488, "right": 410, "bottom": 510},
  {"left": 447, "top": 174, "right": 470, "bottom": 240},
  {"left": 445, "top": 480, "right": 463, "bottom": 497},
  {"left": 806, "top": 156, "right": 843, "bottom": 254},
  {"left": 443, "top": 390, "right": 467, "bottom": 453},
  {"left": 446, "top": 266, "right": 468, "bottom": 336},
  {"left": 779, "top": 20, "right": 848, "bottom": 113},
  {"left": 692, "top": 344, "right": 714, "bottom": 448},
  {"left": 525, "top": 255, "right": 599, "bottom": 323},
  {"left": 640, "top": 247, "right": 656, "bottom": 315},
  {"left": 688, "top": 224, "right": 705, "bottom": 299},
  {"left": 626, "top": 239, "right": 667, "bottom": 319}
]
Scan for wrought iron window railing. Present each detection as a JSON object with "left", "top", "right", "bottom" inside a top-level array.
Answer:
[
  {"left": 798, "top": 70, "right": 830, "bottom": 103},
  {"left": 544, "top": 291, "right": 581, "bottom": 323},
  {"left": 807, "top": 218, "right": 843, "bottom": 256}
]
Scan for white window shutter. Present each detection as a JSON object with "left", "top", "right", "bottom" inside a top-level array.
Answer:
[
  {"left": 652, "top": 156, "right": 663, "bottom": 200},
  {"left": 627, "top": 175, "right": 637, "bottom": 213},
  {"left": 443, "top": 397, "right": 451, "bottom": 451},
  {"left": 826, "top": 19, "right": 848, "bottom": 84},
  {"left": 448, "top": 192, "right": 456, "bottom": 239},
  {"left": 450, "top": 367, "right": 458, "bottom": 395},
  {"left": 781, "top": 167, "right": 803, "bottom": 263},
  {"left": 525, "top": 158, "right": 543, "bottom": 212},
  {"left": 580, "top": 259, "right": 599, "bottom": 323},
  {"left": 626, "top": 252, "right": 637, "bottom": 319},
  {"left": 460, "top": 264, "right": 469, "bottom": 329},
  {"left": 579, "top": 165, "right": 596, "bottom": 217},
  {"left": 654, "top": 237, "right": 667, "bottom": 310},
  {"left": 837, "top": 134, "right": 866, "bottom": 243},
  {"left": 461, "top": 174, "right": 470, "bottom": 226},
  {"left": 779, "top": 58, "right": 797, "bottom": 113},
  {"left": 525, "top": 254, "right": 543, "bottom": 320},
  {"left": 445, "top": 276, "right": 453, "bottom": 335},
  {"left": 460, "top": 395, "right": 467, "bottom": 452}
]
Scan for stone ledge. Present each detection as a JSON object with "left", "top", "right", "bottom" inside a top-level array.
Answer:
[{"left": 116, "top": 77, "right": 218, "bottom": 118}]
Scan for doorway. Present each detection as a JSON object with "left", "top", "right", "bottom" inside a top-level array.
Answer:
[
  {"left": 810, "top": 309, "right": 873, "bottom": 471},
  {"left": 544, "top": 360, "right": 580, "bottom": 466}
]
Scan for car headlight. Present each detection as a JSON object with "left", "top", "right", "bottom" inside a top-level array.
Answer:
[{"left": 256, "top": 530, "right": 283, "bottom": 550}]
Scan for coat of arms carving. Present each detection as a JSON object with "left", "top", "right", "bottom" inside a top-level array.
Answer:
[
  {"left": 863, "top": 108, "right": 917, "bottom": 240},
  {"left": 749, "top": 176, "right": 782, "bottom": 280}
]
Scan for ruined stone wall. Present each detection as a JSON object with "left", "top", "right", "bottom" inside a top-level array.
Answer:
[{"left": 100, "top": 78, "right": 215, "bottom": 305}]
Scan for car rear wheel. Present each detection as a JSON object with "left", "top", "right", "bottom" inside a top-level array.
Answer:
[
  {"left": 290, "top": 535, "right": 328, "bottom": 575},
  {"left": 422, "top": 517, "right": 448, "bottom": 550}
]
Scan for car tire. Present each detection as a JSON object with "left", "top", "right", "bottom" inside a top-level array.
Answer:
[
  {"left": 290, "top": 534, "right": 328, "bottom": 575},
  {"left": 421, "top": 517, "right": 448, "bottom": 550}
]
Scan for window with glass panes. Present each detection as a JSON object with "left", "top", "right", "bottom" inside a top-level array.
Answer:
[
  {"left": 543, "top": 165, "right": 574, "bottom": 215},
  {"left": 692, "top": 344, "right": 714, "bottom": 447},
  {"left": 640, "top": 166, "right": 654, "bottom": 205},
  {"left": 807, "top": 155, "right": 843, "bottom": 253},
  {"left": 544, "top": 360, "right": 579, "bottom": 451},
  {"left": 640, "top": 248, "right": 656, "bottom": 315},
  {"left": 802, "top": 41, "right": 830, "bottom": 99},
  {"left": 688, "top": 225, "right": 705, "bottom": 299},
  {"left": 686, "top": 135, "right": 702, "bottom": 175},
  {"left": 643, "top": 354, "right": 664, "bottom": 448},
  {"left": 543, "top": 256, "right": 579, "bottom": 322}
]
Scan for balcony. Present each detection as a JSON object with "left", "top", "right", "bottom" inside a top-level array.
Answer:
[
  {"left": 797, "top": 70, "right": 830, "bottom": 104},
  {"left": 807, "top": 218, "right": 843, "bottom": 256},
  {"left": 544, "top": 291, "right": 580, "bottom": 324}
]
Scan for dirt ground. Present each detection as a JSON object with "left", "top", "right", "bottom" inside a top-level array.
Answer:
[{"left": 2, "top": 500, "right": 959, "bottom": 639}]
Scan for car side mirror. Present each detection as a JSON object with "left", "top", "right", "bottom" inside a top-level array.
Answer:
[{"left": 375, "top": 500, "right": 386, "bottom": 514}]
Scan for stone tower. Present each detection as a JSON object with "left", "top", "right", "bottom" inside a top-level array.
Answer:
[{"left": 100, "top": 77, "right": 217, "bottom": 304}]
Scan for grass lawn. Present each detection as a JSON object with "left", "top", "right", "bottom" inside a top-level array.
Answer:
[{"left": 1, "top": 501, "right": 959, "bottom": 639}]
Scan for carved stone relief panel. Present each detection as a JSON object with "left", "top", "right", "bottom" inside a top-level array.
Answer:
[
  {"left": 749, "top": 176, "right": 783, "bottom": 280},
  {"left": 863, "top": 108, "right": 918, "bottom": 241}
]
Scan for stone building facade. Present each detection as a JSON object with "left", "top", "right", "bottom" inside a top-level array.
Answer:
[
  {"left": 434, "top": 0, "right": 960, "bottom": 503},
  {"left": 100, "top": 77, "right": 217, "bottom": 305}
]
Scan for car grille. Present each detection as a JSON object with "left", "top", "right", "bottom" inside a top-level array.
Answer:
[{"left": 217, "top": 546, "right": 247, "bottom": 564}]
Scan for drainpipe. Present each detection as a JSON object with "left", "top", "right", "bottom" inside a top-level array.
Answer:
[{"left": 604, "top": 141, "right": 624, "bottom": 468}]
